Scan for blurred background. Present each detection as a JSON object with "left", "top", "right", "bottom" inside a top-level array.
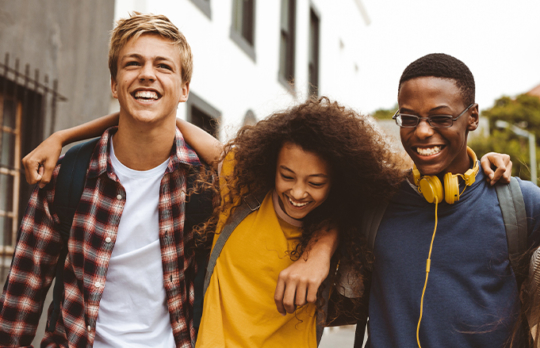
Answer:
[{"left": 0, "top": 0, "right": 539, "bottom": 345}]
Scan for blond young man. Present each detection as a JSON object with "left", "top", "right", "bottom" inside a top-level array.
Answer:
[{"left": 0, "top": 14, "right": 200, "bottom": 347}]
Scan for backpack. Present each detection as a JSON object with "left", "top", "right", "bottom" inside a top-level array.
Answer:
[
  {"left": 46, "top": 138, "right": 214, "bottom": 332},
  {"left": 350, "top": 177, "right": 528, "bottom": 347}
]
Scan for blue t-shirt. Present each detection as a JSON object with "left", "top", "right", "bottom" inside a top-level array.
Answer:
[{"left": 368, "top": 167, "right": 540, "bottom": 348}]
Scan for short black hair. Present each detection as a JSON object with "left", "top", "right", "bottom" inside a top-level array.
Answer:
[{"left": 398, "top": 53, "right": 475, "bottom": 106}]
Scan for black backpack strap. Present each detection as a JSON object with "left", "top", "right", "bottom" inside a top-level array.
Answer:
[
  {"left": 202, "top": 191, "right": 267, "bottom": 296},
  {"left": 495, "top": 177, "right": 528, "bottom": 289},
  {"left": 362, "top": 201, "right": 389, "bottom": 270},
  {"left": 47, "top": 138, "right": 99, "bottom": 332}
]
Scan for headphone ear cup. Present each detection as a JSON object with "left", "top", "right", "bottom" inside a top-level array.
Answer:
[
  {"left": 418, "top": 176, "right": 444, "bottom": 204},
  {"left": 444, "top": 173, "right": 459, "bottom": 204}
]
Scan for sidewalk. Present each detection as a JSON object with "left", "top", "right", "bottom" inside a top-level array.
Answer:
[{"left": 319, "top": 325, "right": 366, "bottom": 347}]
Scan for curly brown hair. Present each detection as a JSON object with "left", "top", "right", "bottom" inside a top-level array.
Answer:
[{"left": 196, "top": 97, "right": 408, "bottom": 318}]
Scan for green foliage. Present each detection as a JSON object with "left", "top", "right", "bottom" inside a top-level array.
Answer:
[
  {"left": 469, "top": 93, "right": 540, "bottom": 183},
  {"left": 372, "top": 103, "right": 398, "bottom": 120}
]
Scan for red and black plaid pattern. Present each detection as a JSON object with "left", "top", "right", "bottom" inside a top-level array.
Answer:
[{"left": 0, "top": 127, "right": 200, "bottom": 348}]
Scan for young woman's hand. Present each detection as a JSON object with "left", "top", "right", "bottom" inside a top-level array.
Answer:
[
  {"left": 480, "top": 152, "right": 512, "bottom": 186},
  {"left": 22, "top": 132, "right": 64, "bottom": 188},
  {"left": 274, "top": 228, "right": 338, "bottom": 315}
]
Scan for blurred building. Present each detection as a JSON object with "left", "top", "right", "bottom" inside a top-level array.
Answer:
[
  {"left": 113, "top": 0, "right": 371, "bottom": 139},
  {"left": 0, "top": 0, "right": 114, "bottom": 343},
  {"left": 528, "top": 83, "right": 540, "bottom": 98}
]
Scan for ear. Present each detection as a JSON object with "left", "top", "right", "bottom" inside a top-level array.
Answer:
[
  {"left": 179, "top": 82, "right": 190, "bottom": 103},
  {"left": 467, "top": 103, "right": 479, "bottom": 131},
  {"left": 111, "top": 77, "right": 118, "bottom": 99}
]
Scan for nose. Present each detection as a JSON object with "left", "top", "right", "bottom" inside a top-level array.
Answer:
[
  {"left": 290, "top": 182, "right": 308, "bottom": 200},
  {"left": 415, "top": 118, "right": 434, "bottom": 139},
  {"left": 139, "top": 62, "right": 156, "bottom": 82}
]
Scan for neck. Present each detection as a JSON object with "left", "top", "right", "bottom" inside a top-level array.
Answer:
[{"left": 113, "top": 114, "right": 177, "bottom": 171}]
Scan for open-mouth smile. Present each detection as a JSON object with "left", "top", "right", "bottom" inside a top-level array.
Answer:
[
  {"left": 287, "top": 195, "right": 310, "bottom": 208},
  {"left": 131, "top": 89, "right": 162, "bottom": 102},
  {"left": 414, "top": 145, "right": 445, "bottom": 156}
]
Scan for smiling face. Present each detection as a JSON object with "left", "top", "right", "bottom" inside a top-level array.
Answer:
[
  {"left": 398, "top": 76, "right": 479, "bottom": 176},
  {"left": 111, "top": 34, "right": 189, "bottom": 126},
  {"left": 275, "top": 142, "right": 331, "bottom": 220}
]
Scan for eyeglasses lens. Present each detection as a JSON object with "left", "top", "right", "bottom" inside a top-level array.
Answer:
[
  {"left": 400, "top": 115, "right": 418, "bottom": 127},
  {"left": 397, "top": 115, "right": 453, "bottom": 128},
  {"left": 429, "top": 116, "right": 453, "bottom": 128}
]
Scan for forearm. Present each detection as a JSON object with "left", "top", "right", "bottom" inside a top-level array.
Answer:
[
  {"left": 176, "top": 118, "right": 223, "bottom": 168},
  {"left": 304, "top": 227, "right": 339, "bottom": 259},
  {"left": 55, "top": 112, "right": 120, "bottom": 146}
]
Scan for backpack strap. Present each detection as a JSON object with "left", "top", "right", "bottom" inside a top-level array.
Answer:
[
  {"left": 495, "top": 177, "right": 528, "bottom": 289},
  {"left": 202, "top": 191, "right": 267, "bottom": 296},
  {"left": 47, "top": 138, "right": 99, "bottom": 332},
  {"left": 363, "top": 201, "right": 389, "bottom": 270}
]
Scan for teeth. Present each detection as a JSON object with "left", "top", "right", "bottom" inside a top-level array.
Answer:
[
  {"left": 135, "top": 90, "right": 158, "bottom": 99},
  {"left": 416, "top": 146, "right": 442, "bottom": 156},
  {"left": 288, "top": 197, "right": 308, "bottom": 207}
]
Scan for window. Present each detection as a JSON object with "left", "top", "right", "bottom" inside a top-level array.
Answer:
[
  {"left": 0, "top": 55, "right": 61, "bottom": 260},
  {"left": 186, "top": 92, "right": 221, "bottom": 139},
  {"left": 230, "top": 0, "right": 256, "bottom": 61},
  {"left": 189, "top": 0, "right": 212, "bottom": 19},
  {"left": 0, "top": 94, "right": 21, "bottom": 253},
  {"left": 278, "top": 0, "right": 296, "bottom": 89},
  {"left": 242, "top": 110, "right": 257, "bottom": 126},
  {"left": 308, "top": 8, "right": 320, "bottom": 96}
]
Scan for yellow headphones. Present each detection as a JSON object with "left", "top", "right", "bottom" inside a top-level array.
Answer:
[
  {"left": 413, "top": 146, "right": 479, "bottom": 348},
  {"left": 412, "top": 146, "right": 479, "bottom": 204}
]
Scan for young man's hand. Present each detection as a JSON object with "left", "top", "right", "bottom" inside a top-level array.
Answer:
[
  {"left": 22, "top": 132, "right": 64, "bottom": 188},
  {"left": 274, "top": 228, "right": 338, "bottom": 315},
  {"left": 480, "top": 152, "right": 512, "bottom": 186}
]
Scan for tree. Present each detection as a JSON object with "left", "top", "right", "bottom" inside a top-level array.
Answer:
[
  {"left": 372, "top": 103, "right": 398, "bottom": 120},
  {"left": 469, "top": 94, "right": 540, "bottom": 183}
]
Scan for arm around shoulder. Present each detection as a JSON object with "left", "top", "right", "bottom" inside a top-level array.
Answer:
[{"left": 22, "top": 112, "right": 120, "bottom": 187}]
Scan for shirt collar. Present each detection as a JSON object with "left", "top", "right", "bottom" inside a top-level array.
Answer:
[{"left": 87, "top": 126, "right": 201, "bottom": 179}]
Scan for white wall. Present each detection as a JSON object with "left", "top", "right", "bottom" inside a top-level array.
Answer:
[{"left": 113, "top": 0, "right": 370, "bottom": 140}]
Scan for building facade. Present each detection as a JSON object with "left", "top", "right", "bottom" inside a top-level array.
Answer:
[{"left": 113, "top": 0, "right": 371, "bottom": 139}]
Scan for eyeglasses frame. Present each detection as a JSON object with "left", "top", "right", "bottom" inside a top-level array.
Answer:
[{"left": 392, "top": 103, "right": 476, "bottom": 128}]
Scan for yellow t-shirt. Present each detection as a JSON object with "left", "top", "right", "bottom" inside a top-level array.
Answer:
[{"left": 196, "top": 157, "right": 317, "bottom": 348}]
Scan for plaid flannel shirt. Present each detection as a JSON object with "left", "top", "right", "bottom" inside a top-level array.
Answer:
[{"left": 0, "top": 127, "right": 201, "bottom": 348}]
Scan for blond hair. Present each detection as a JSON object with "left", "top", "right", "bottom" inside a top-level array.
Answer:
[{"left": 108, "top": 12, "right": 193, "bottom": 84}]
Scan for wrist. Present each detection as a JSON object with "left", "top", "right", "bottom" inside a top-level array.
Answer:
[{"left": 51, "top": 130, "right": 70, "bottom": 147}]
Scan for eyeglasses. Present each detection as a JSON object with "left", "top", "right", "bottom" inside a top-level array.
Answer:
[{"left": 392, "top": 104, "right": 475, "bottom": 128}]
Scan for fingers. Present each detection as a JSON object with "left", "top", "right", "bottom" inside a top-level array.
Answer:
[
  {"left": 480, "top": 153, "right": 512, "bottom": 185},
  {"left": 22, "top": 156, "right": 42, "bottom": 185},
  {"left": 274, "top": 276, "right": 287, "bottom": 316},
  {"left": 305, "top": 280, "right": 319, "bottom": 305},
  {"left": 281, "top": 276, "right": 298, "bottom": 314},
  {"left": 275, "top": 269, "right": 324, "bottom": 316},
  {"left": 294, "top": 282, "right": 307, "bottom": 308},
  {"left": 38, "top": 158, "right": 56, "bottom": 188}
]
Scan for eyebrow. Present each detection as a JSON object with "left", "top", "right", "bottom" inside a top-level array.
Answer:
[
  {"left": 121, "top": 54, "right": 176, "bottom": 65},
  {"left": 280, "top": 165, "right": 329, "bottom": 178},
  {"left": 400, "top": 105, "right": 453, "bottom": 114}
]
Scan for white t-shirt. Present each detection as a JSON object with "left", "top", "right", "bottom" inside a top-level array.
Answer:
[{"left": 94, "top": 138, "right": 175, "bottom": 348}]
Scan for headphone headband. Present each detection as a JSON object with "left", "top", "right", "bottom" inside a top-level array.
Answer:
[{"left": 412, "top": 146, "right": 479, "bottom": 204}]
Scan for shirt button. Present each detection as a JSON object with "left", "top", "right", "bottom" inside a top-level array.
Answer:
[
  {"left": 105, "top": 237, "right": 112, "bottom": 243},
  {"left": 87, "top": 325, "right": 92, "bottom": 331},
  {"left": 116, "top": 194, "right": 122, "bottom": 200},
  {"left": 95, "top": 282, "right": 102, "bottom": 288}
]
